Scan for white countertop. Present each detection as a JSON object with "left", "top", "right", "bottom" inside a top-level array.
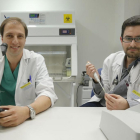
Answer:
[{"left": 0, "top": 107, "right": 107, "bottom": 140}]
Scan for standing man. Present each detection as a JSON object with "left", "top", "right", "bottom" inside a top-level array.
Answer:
[
  {"left": 0, "top": 17, "right": 58, "bottom": 127},
  {"left": 82, "top": 15, "right": 140, "bottom": 110}
]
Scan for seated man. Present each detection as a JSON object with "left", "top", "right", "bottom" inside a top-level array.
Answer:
[
  {"left": 81, "top": 15, "right": 140, "bottom": 110},
  {"left": 0, "top": 17, "right": 58, "bottom": 127}
]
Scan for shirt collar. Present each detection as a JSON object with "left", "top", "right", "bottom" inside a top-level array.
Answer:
[{"left": 22, "top": 49, "right": 31, "bottom": 60}]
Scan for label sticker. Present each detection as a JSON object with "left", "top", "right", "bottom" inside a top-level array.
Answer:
[
  {"left": 64, "top": 14, "right": 72, "bottom": 23},
  {"left": 29, "top": 13, "right": 46, "bottom": 25}
]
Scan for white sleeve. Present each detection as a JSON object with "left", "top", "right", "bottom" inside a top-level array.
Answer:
[{"left": 35, "top": 55, "right": 58, "bottom": 107}]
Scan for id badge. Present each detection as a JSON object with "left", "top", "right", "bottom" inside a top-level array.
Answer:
[
  {"left": 20, "top": 82, "right": 33, "bottom": 91},
  {"left": 131, "top": 90, "right": 140, "bottom": 100}
]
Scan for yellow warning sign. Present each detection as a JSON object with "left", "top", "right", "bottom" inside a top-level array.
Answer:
[{"left": 64, "top": 14, "right": 72, "bottom": 23}]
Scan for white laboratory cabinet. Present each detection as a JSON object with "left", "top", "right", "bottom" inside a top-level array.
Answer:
[
  {"left": 77, "top": 85, "right": 92, "bottom": 106},
  {"left": 0, "top": 11, "right": 77, "bottom": 107}
]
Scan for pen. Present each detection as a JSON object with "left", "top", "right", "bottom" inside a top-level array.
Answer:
[
  {"left": 29, "top": 75, "right": 32, "bottom": 83},
  {"left": 28, "top": 75, "right": 32, "bottom": 82}
]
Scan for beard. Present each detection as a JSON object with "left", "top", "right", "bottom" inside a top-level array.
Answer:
[{"left": 125, "top": 46, "right": 140, "bottom": 58}]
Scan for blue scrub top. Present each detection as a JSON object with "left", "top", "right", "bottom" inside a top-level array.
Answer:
[{"left": 0, "top": 56, "right": 20, "bottom": 106}]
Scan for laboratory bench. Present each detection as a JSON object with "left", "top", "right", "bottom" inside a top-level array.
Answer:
[{"left": 0, "top": 107, "right": 107, "bottom": 140}]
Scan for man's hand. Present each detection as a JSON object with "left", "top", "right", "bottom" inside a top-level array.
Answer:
[
  {"left": 105, "top": 93, "right": 129, "bottom": 110},
  {"left": 86, "top": 62, "right": 100, "bottom": 82},
  {"left": 0, "top": 106, "right": 29, "bottom": 127}
]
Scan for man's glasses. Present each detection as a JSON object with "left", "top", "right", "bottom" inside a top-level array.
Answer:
[{"left": 123, "top": 37, "right": 140, "bottom": 43}]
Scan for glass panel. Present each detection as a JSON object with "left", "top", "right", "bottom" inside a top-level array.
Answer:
[{"left": 25, "top": 45, "right": 71, "bottom": 78}]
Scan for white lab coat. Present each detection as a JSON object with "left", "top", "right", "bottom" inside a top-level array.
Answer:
[
  {"left": 0, "top": 49, "right": 58, "bottom": 106},
  {"left": 90, "top": 51, "right": 140, "bottom": 107}
]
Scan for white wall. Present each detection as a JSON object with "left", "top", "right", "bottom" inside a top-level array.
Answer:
[
  {"left": 124, "top": 0, "right": 140, "bottom": 20},
  {"left": 0, "top": 0, "right": 140, "bottom": 106},
  {"left": 114, "top": 0, "right": 125, "bottom": 52}
]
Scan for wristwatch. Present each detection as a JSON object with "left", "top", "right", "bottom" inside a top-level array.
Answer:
[{"left": 27, "top": 105, "right": 36, "bottom": 119}]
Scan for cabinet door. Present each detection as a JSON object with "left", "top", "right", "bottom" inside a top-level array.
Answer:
[{"left": 82, "top": 88, "right": 92, "bottom": 98}]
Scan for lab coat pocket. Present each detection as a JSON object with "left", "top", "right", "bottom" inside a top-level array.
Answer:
[{"left": 20, "top": 79, "right": 35, "bottom": 100}]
